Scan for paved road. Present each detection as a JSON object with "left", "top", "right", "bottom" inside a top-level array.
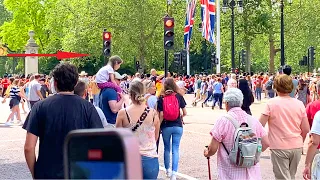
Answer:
[{"left": 0, "top": 95, "right": 308, "bottom": 179}]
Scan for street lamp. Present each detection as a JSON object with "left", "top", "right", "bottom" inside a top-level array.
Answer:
[
  {"left": 222, "top": 0, "right": 243, "bottom": 73},
  {"left": 273, "top": 0, "right": 292, "bottom": 67}
]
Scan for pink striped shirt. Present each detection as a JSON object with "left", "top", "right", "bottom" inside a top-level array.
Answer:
[{"left": 210, "top": 107, "right": 267, "bottom": 180}]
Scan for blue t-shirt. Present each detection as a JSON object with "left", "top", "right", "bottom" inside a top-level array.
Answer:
[
  {"left": 290, "top": 79, "right": 299, "bottom": 98},
  {"left": 100, "top": 88, "right": 118, "bottom": 124},
  {"left": 213, "top": 82, "right": 223, "bottom": 94},
  {"left": 145, "top": 94, "right": 158, "bottom": 109}
]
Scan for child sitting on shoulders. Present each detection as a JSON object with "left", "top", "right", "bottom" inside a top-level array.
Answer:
[{"left": 95, "top": 56, "right": 123, "bottom": 97}]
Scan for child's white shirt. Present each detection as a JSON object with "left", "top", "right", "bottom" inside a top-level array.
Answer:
[{"left": 95, "top": 65, "right": 114, "bottom": 83}]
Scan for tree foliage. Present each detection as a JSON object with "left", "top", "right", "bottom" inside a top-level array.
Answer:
[{"left": 0, "top": 0, "right": 320, "bottom": 76}]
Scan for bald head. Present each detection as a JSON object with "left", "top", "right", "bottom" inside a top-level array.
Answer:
[{"left": 150, "top": 69, "right": 157, "bottom": 76}]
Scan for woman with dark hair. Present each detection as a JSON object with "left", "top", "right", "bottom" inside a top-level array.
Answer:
[
  {"left": 296, "top": 79, "right": 310, "bottom": 107},
  {"left": 238, "top": 79, "right": 254, "bottom": 115},
  {"left": 157, "top": 77, "right": 187, "bottom": 180}
]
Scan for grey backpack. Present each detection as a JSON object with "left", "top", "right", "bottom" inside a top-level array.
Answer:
[{"left": 221, "top": 114, "right": 262, "bottom": 168}]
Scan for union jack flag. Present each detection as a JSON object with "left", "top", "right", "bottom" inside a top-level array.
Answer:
[
  {"left": 200, "top": 0, "right": 216, "bottom": 43},
  {"left": 184, "top": 0, "right": 196, "bottom": 51}
]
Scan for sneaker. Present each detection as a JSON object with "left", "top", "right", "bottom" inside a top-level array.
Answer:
[
  {"left": 9, "top": 120, "right": 14, "bottom": 124},
  {"left": 166, "top": 169, "right": 172, "bottom": 178},
  {"left": 170, "top": 175, "right": 177, "bottom": 180},
  {"left": 17, "top": 120, "right": 24, "bottom": 126},
  {"left": 5, "top": 122, "right": 12, "bottom": 126}
]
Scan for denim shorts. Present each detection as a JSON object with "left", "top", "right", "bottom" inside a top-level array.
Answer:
[{"left": 9, "top": 98, "right": 20, "bottom": 109}]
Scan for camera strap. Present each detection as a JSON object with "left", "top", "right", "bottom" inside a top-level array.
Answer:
[{"left": 131, "top": 107, "right": 150, "bottom": 132}]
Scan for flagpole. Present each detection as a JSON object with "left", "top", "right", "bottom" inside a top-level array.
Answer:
[
  {"left": 186, "top": 0, "right": 190, "bottom": 75},
  {"left": 216, "top": 0, "right": 221, "bottom": 74}
]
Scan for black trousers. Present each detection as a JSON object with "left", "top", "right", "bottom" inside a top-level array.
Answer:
[
  {"left": 2, "top": 87, "right": 7, "bottom": 97},
  {"left": 213, "top": 93, "right": 223, "bottom": 108},
  {"left": 30, "top": 101, "right": 39, "bottom": 109}
]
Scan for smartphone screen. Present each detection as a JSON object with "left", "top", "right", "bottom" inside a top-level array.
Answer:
[{"left": 67, "top": 134, "right": 126, "bottom": 179}]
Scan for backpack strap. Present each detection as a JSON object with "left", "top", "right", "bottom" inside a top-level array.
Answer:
[
  {"left": 246, "top": 115, "right": 255, "bottom": 132},
  {"left": 223, "top": 114, "right": 240, "bottom": 129},
  {"left": 221, "top": 114, "right": 240, "bottom": 156}
]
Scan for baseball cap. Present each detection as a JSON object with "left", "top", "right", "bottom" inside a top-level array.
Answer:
[{"left": 114, "top": 72, "right": 124, "bottom": 80}]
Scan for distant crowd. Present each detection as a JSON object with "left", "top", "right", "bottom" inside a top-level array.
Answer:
[{"left": 1, "top": 56, "right": 320, "bottom": 179}]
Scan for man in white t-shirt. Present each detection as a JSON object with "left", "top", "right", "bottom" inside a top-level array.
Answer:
[
  {"left": 79, "top": 71, "right": 89, "bottom": 85},
  {"left": 176, "top": 76, "right": 185, "bottom": 89},
  {"left": 132, "top": 72, "right": 141, "bottom": 82},
  {"left": 303, "top": 111, "right": 320, "bottom": 179},
  {"left": 28, "top": 74, "right": 44, "bottom": 108},
  {"left": 227, "top": 74, "right": 237, "bottom": 89}
]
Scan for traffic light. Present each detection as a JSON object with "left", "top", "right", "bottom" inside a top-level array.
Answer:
[
  {"left": 211, "top": 53, "right": 217, "bottom": 65},
  {"left": 299, "top": 59, "right": 303, "bottom": 66},
  {"left": 309, "top": 46, "right": 315, "bottom": 67},
  {"left": 303, "top": 56, "right": 308, "bottom": 66},
  {"left": 103, "top": 30, "right": 111, "bottom": 57},
  {"left": 241, "top": 49, "right": 246, "bottom": 64},
  {"left": 174, "top": 52, "right": 181, "bottom": 65},
  {"left": 163, "top": 16, "right": 174, "bottom": 50},
  {"left": 181, "top": 49, "right": 187, "bottom": 66},
  {"left": 135, "top": 61, "right": 140, "bottom": 71}
]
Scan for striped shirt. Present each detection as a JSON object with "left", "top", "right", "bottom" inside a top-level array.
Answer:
[{"left": 10, "top": 86, "right": 20, "bottom": 98}]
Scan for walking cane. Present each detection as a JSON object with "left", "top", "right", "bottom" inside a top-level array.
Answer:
[
  {"left": 207, "top": 157, "right": 211, "bottom": 180},
  {"left": 206, "top": 146, "right": 212, "bottom": 180}
]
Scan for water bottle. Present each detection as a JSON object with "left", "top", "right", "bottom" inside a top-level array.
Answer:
[
  {"left": 257, "top": 138, "right": 262, "bottom": 152},
  {"left": 255, "top": 137, "right": 262, "bottom": 164}
]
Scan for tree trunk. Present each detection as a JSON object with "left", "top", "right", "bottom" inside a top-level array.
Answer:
[
  {"left": 245, "top": 40, "right": 251, "bottom": 73},
  {"left": 269, "top": 34, "right": 275, "bottom": 74},
  {"left": 138, "top": 0, "right": 146, "bottom": 73}
]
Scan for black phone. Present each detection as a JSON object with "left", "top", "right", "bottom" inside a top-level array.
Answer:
[{"left": 64, "top": 128, "right": 142, "bottom": 179}]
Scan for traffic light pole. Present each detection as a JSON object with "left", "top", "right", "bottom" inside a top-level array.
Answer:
[
  {"left": 307, "top": 50, "right": 310, "bottom": 75},
  {"left": 216, "top": 0, "right": 221, "bottom": 74},
  {"left": 165, "top": 50, "right": 169, "bottom": 78},
  {"left": 238, "top": 51, "right": 241, "bottom": 73},
  {"left": 280, "top": 0, "right": 285, "bottom": 67},
  {"left": 231, "top": 5, "right": 235, "bottom": 73}
]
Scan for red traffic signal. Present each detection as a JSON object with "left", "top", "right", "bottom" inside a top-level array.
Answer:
[
  {"left": 103, "top": 32, "right": 111, "bottom": 40},
  {"left": 165, "top": 19, "right": 174, "bottom": 28}
]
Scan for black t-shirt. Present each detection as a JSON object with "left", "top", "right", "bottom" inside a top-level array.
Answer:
[
  {"left": 157, "top": 93, "right": 186, "bottom": 129},
  {"left": 40, "top": 84, "right": 49, "bottom": 98},
  {"left": 22, "top": 94, "right": 103, "bottom": 179}
]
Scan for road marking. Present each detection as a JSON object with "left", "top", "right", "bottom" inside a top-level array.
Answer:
[
  {"left": 0, "top": 139, "right": 24, "bottom": 142},
  {"left": 159, "top": 166, "right": 197, "bottom": 180},
  {"left": 184, "top": 130, "right": 208, "bottom": 136}
]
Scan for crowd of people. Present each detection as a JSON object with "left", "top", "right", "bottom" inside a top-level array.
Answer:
[{"left": 1, "top": 55, "right": 320, "bottom": 179}]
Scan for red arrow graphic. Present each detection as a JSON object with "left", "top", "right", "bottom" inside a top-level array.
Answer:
[{"left": 7, "top": 50, "right": 89, "bottom": 60}]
